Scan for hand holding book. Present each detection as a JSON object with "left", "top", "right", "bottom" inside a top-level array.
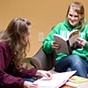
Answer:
[
  {"left": 53, "top": 30, "right": 80, "bottom": 54},
  {"left": 77, "top": 38, "right": 87, "bottom": 47},
  {"left": 52, "top": 41, "right": 61, "bottom": 50},
  {"left": 72, "top": 38, "right": 87, "bottom": 50}
]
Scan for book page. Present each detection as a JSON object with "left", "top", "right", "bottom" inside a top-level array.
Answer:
[
  {"left": 34, "top": 71, "right": 76, "bottom": 88},
  {"left": 68, "top": 30, "right": 79, "bottom": 47}
]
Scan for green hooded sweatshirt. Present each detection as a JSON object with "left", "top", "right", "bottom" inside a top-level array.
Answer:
[{"left": 42, "top": 19, "right": 88, "bottom": 61}]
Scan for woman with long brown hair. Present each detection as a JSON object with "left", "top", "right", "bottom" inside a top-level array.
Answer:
[{"left": 0, "top": 17, "right": 52, "bottom": 88}]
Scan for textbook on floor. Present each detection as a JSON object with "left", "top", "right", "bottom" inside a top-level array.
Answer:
[{"left": 66, "top": 75, "right": 88, "bottom": 88}]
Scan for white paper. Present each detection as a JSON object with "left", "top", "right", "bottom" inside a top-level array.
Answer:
[{"left": 34, "top": 71, "right": 76, "bottom": 88}]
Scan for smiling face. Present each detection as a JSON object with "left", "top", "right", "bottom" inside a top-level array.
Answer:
[
  {"left": 66, "top": 2, "right": 84, "bottom": 27},
  {"left": 67, "top": 7, "right": 80, "bottom": 27}
]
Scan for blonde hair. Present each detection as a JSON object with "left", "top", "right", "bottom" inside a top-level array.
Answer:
[{"left": 66, "top": 1, "right": 85, "bottom": 29}]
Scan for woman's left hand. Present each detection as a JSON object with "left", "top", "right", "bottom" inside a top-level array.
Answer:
[{"left": 77, "top": 38, "right": 86, "bottom": 47}]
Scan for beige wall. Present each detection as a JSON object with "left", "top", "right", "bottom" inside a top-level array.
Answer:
[{"left": 0, "top": 0, "right": 88, "bottom": 56}]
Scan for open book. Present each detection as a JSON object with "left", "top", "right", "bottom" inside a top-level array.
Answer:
[
  {"left": 53, "top": 30, "right": 79, "bottom": 54},
  {"left": 34, "top": 71, "right": 76, "bottom": 88}
]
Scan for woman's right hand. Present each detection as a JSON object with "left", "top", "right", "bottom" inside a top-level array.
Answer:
[
  {"left": 24, "top": 81, "right": 38, "bottom": 88},
  {"left": 52, "top": 41, "right": 61, "bottom": 50}
]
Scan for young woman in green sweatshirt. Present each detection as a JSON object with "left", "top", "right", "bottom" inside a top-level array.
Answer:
[{"left": 43, "top": 1, "right": 88, "bottom": 78}]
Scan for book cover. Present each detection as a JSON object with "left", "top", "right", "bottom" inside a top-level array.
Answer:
[
  {"left": 53, "top": 30, "right": 79, "bottom": 54},
  {"left": 66, "top": 76, "right": 88, "bottom": 88}
]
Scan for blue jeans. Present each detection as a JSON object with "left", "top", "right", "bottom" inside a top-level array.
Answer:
[
  {"left": 22, "top": 78, "right": 35, "bottom": 82},
  {"left": 54, "top": 55, "right": 88, "bottom": 78}
]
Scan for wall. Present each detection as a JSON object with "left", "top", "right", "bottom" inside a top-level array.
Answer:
[{"left": 0, "top": 0, "right": 88, "bottom": 56}]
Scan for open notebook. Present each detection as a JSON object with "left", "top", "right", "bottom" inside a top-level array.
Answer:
[{"left": 34, "top": 71, "right": 76, "bottom": 88}]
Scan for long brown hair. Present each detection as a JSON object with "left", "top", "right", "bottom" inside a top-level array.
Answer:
[{"left": 0, "top": 17, "right": 31, "bottom": 69}]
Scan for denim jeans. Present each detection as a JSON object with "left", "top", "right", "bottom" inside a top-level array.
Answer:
[
  {"left": 54, "top": 55, "right": 88, "bottom": 78},
  {"left": 22, "top": 78, "right": 35, "bottom": 82}
]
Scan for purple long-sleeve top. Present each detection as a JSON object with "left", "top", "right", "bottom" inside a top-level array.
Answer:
[{"left": 0, "top": 42, "right": 37, "bottom": 88}]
